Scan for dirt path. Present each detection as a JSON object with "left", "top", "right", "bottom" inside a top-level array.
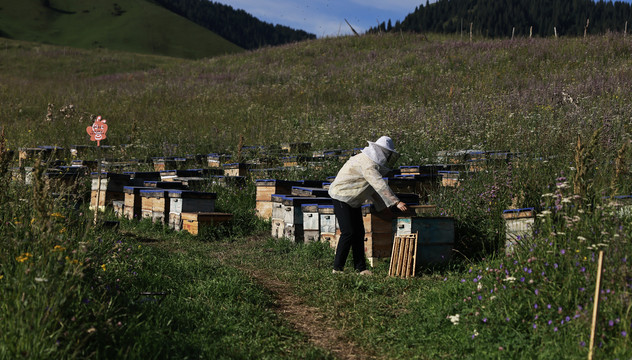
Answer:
[{"left": 218, "top": 238, "right": 377, "bottom": 360}]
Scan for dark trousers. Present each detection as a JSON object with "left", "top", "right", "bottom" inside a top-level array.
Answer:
[{"left": 332, "top": 199, "right": 366, "bottom": 272}]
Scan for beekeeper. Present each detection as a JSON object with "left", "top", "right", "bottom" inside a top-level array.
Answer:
[{"left": 328, "top": 136, "right": 408, "bottom": 275}]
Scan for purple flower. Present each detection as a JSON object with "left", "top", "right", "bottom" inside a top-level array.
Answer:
[
  {"left": 533, "top": 324, "right": 537, "bottom": 329},
  {"left": 483, "top": 318, "right": 487, "bottom": 323},
  {"left": 534, "top": 303, "right": 539, "bottom": 309},
  {"left": 580, "top": 341, "right": 586, "bottom": 347},
  {"left": 548, "top": 320, "right": 553, "bottom": 325},
  {"left": 580, "top": 267, "right": 586, "bottom": 272},
  {"left": 560, "top": 249, "right": 566, "bottom": 255},
  {"left": 535, "top": 289, "right": 539, "bottom": 295},
  {"left": 609, "top": 320, "right": 614, "bottom": 326},
  {"left": 554, "top": 263, "right": 558, "bottom": 269},
  {"left": 622, "top": 331, "right": 627, "bottom": 337},
  {"left": 520, "top": 277, "right": 525, "bottom": 282},
  {"left": 547, "top": 304, "right": 552, "bottom": 309},
  {"left": 554, "top": 327, "right": 558, "bottom": 332},
  {"left": 461, "top": 279, "right": 466, "bottom": 283}
]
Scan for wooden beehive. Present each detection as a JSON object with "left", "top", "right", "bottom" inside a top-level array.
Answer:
[
  {"left": 318, "top": 204, "right": 339, "bottom": 249},
  {"left": 301, "top": 204, "right": 320, "bottom": 243},
  {"left": 222, "top": 163, "right": 251, "bottom": 177},
  {"left": 207, "top": 153, "right": 232, "bottom": 168},
  {"left": 69, "top": 145, "right": 95, "bottom": 158},
  {"left": 281, "top": 142, "right": 311, "bottom": 154},
  {"left": 168, "top": 190, "right": 217, "bottom": 230},
  {"left": 502, "top": 208, "right": 535, "bottom": 255},
  {"left": 113, "top": 200, "right": 125, "bottom": 218},
  {"left": 124, "top": 171, "right": 161, "bottom": 186},
  {"left": 270, "top": 194, "right": 288, "bottom": 238},
  {"left": 123, "top": 186, "right": 152, "bottom": 220},
  {"left": 282, "top": 197, "right": 332, "bottom": 243},
  {"left": 142, "top": 181, "right": 186, "bottom": 190},
  {"left": 395, "top": 216, "right": 455, "bottom": 269},
  {"left": 255, "top": 179, "right": 301, "bottom": 219},
  {"left": 210, "top": 175, "right": 247, "bottom": 188},
  {"left": 290, "top": 186, "right": 330, "bottom": 198},
  {"left": 152, "top": 157, "right": 176, "bottom": 171},
  {"left": 90, "top": 172, "right": 130, "bottom": 211},
  {"left": 181, "top": 212, "right": 233, "bottom": 235},
  {"left": 438, "top": 171, "right": 461, "bottom": 187},
  {"left": 139, "top": 189, "right": 170, "bottom": 223},
  {"left": 362, "top": 204, "right": 396, "bottom": 266}
]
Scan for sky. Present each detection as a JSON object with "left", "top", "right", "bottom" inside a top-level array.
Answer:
[{"left": 211, "top": 0, "right": 429, "bottom": 38}]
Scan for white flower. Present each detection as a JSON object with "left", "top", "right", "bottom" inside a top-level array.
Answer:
[
  {"left": 561, "top": 198, "right": 572, "bottom": 203},
  {"left": 577, "top": 236, "right": 587, "bottom": 242},
  {"left": 448, "top": 314, "right": 460, "bottom": 325},
  {"left": 477, "top": 283, "right": 483, "bottom": 291},
  {"left": 541, "top": 210, "right": 552, "bottom": 215},
  {"left": 490, "top": 296, "right": 497, "bottom": 300},
  {"left": 541, "top": 193, "right": 555, "bottom": 198},
  {"left": 503, "top": 277, "right": 516, "bottom": 283},
  {"left": 557, "top": 182, "right": 570, "bottom": 189},
  {"left": 34, "top": 277, "right": 48, "bottom": 282},
  {"left": 473, "top": 329, "right": 479, "bottom": 337}
]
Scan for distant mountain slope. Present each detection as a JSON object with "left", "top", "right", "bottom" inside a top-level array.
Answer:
[
  {"left": 370, "top": 0, "right": 632, "bottom": 38},
  {"left": 0, "top": 0, "right": 243, "bottom": 59},
  {"left": 151, "top": 0, "right": 316, "bottom": 50}
]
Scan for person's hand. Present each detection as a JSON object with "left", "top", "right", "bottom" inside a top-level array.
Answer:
[{"left": 396, "top": 201, "right": 408, "bottom": 212}]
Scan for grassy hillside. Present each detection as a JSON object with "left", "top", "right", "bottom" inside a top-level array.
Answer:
[
  {"left": 0, "top": 33, "right": 630, "bottom": 164},
  {"left": 0, "top": 33, "right": 631, "bottom": 358},
  {"left": 0, "top": 0, "right": 243, "bottom": 59}
]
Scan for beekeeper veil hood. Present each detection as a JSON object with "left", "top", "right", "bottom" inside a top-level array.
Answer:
[{"left": 361, "top": 136, "right": 400, "bottom": 170}]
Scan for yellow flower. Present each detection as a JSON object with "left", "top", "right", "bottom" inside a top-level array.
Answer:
[
  {"left": 0, "top": 275, "right": 4, "bottom": 280},
  {"left": 50, "top": 212, "right": 65, "bottom": 219},
  {"left": 16, "top": 252, "right": 32, "bottom": 263},
  {"left": 101, "top": 264, "right": 106, "bottom": 271},
  {"left": 53, "top": 245, "right": 66, "bottom": 252},
  {"left": 59, "top": 227, "right": 67, "bottom": 234}
]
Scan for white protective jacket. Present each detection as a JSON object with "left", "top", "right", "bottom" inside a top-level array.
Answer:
[{"left": 328, "top": 152, "right": 400, "bottom": 211}]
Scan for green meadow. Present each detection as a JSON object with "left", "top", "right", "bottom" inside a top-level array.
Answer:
[{"left": 0, "top": 32, "right": 631, "bottom": 359}]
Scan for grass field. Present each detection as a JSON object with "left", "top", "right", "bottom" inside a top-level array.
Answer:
[
  {"left": 0, "top": 0, "right": 243, "bottom": 59},
  {"left": 0, "top": 32, "right": 631, "bottom": 359}
]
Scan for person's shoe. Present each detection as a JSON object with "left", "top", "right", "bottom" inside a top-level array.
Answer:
[
  {"left": 358, "top": 270, "right": 373, "bottom": 276},
  {"left": 332, "top": 269, "right": 344, "bottom": 274}
]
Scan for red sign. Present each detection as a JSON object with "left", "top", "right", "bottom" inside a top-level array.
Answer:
[{"left": 86, "top": 116, "right": 108, "bottom": 146}]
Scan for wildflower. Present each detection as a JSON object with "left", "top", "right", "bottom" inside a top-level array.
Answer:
[
  {"left": 472, "top": 329, "right": 479, "bottom": 338},
  {"left": 50, "top": 212, "right": 65, "bottom": 219},
  {"left": 554, "top": 327, "right": 558, "bottom": 332},
  {"left": 101, "top": 264, "right": 106, "bottom": 271},
  {"left": 560, "top": 249, "right": 566, "bottom": 255},
  {"left": 0, "top": 275, "right": 3, "bottom": 280},
  {"left": 534, "top": 289, "right": 539, "bottom": 295},
  {"left": 34, "top": 277, "right": 48, "bottom": 282},
  {"left": 16, "top": 252, "right": 32, "bottom": 263},
  {"left": 447, "top": 314, "right": 460, "bottom": 325},
  {"left": 53, "top": 245, "right": 66, "bottom": 252},
  {"left": 622, "top": 331, "right": 627, "bottom": 337}
]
